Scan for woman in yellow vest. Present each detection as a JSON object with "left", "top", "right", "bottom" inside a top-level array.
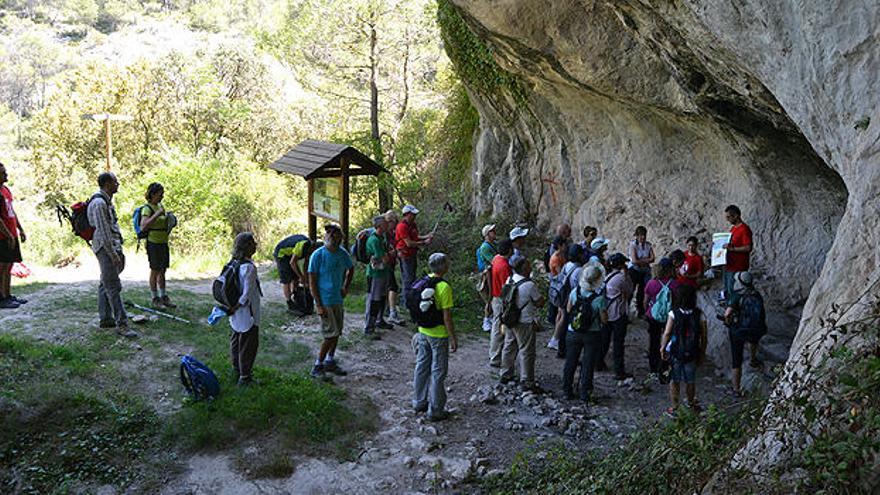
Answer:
[{"left": 140, "top": 182, "right": 176, "bottom": 309}]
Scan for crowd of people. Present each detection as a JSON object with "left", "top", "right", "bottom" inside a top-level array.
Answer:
[{"left": 1, "top": 165, "right": 767, "bottom": 419}]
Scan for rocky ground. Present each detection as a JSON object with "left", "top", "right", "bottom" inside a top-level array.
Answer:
[{"left": 4, "top": 263, "right": 781, "bottom": 494}]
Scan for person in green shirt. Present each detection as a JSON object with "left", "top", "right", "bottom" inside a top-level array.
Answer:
[
  {"left": 364, "top": 215, "right": 394, "bottom": 339},
  {"left": 412, "top": 252, "right": 457, "bottom": 421},
  {"left": 477, "top": 224, "right": 497, "bottom": 331},
  {"left": 140, "top": 182, "right": 175, "bottom": 309}
]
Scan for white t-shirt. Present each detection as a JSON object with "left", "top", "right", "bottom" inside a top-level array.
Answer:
[
  {"left": 512, "top": 273, "right": 542, "bottom": 325},
  {"left": 230, "top": 261, "right": 261, "bottom": 333}
]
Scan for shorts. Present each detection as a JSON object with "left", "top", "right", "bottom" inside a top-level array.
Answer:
[
  {"left": 276, "top": 255, "right": 296, "bottom": 284},
  {"left": 388, "top": 270, "right": 399, "bottom": 292},
  {"left": 320, "top": 304, "right": 344, "bottom": 339},
  {"left": 0, "top": 237, "right": 22, "bottom": 264},
  {"left": 146, "top": 241, "right": 169, "bottom": 271},
  {"left": 670, "top": 360, "right": 697, "bottom": 384}
]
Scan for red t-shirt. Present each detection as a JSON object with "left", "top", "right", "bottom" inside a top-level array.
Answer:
[
  {"left": 0, "top": 185, "right": 17, "bottom": 240},
  {"left": 726, "top": 222, "right": 752, "bottom": 272},
  {"left": 678, "top": 252, "right": 704, "bottom": 287},
  {"left": 490, "top": 254, "right": 511, "bottom": 298},
  {"left": 395, "top": 220, "right": 419, "bottom": 258}
]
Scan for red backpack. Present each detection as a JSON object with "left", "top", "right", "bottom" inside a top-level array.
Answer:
[{"left": 56, "top": 193, "right": 102, "bottom": 242}]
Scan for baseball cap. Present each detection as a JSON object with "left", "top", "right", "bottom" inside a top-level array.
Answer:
[
  {"left": 590, "top": 237, "right": 609, "bottom": 250},
  {"left": 509, "top": 226, "right": 529, "bottom": 240},
  {"left": 402, "top": 204, "right": 420, "bottom": 215},
  {"left": 481, "top": 224, "right": 496, "bottom": 237}
]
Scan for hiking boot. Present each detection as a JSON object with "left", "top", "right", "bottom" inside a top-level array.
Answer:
[
  {"left": 99, "top": 319, "right": 116, "bottom": 329},
  {"left": 151, "top": 297, "right": 166, "bottom": 309},
  {"left": 428, "top": 411, "right": 450, "bottom": 422},
  {"left": 161, "top": 295, "right": 177, "bottom": 309},
  {"left": 310, "top": 364, "right": 326, "bottom": 379},
  {"left": 116, "top": 326, "right": 138, "bottom": 338},
  {"left": 10, "top": 295, "right": 27, "bottom": 304},
  {"left": 324, "top": 361, "right": 348, "bottom": 376},
  {"left": 377, "top": 321, "right": 394, "bottom": 330},
  {"left": 0, "top": 297, "right": 20, "bottom": 309},
  {"left": 413, "top": 403, "right": 428, "bottom": 413}
]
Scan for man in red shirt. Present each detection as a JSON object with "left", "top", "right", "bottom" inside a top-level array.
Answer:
[
  {"left": 723, "top": 205, "right": 753, "bottom": 304},
  {"left": 678, "top": 236, "right": 705, "bottom": 288},
  {"left": 0, "top": 162, "right": 27, "bottom": 309},
  {"left": 395, "top": 204, "right": 433, "bottom": 309},
  {"left": 489, "top": 239, "right": 513, "bottom": 367}
]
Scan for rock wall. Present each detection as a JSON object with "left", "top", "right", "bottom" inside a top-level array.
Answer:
[{"left": 450, "top": 0, "right": 879, "bottom": 483}]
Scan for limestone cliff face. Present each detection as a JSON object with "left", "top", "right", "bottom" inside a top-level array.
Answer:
[{"left": 450, "top": 0, "right": 879, "bottom": 481}]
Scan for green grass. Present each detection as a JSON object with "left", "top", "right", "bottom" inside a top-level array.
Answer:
[
  {"left": 482, "top": 401, "right": 765, "bottom": 494},
  {"left": 8, "top": 280, "right": 53, "bottom": 297}
]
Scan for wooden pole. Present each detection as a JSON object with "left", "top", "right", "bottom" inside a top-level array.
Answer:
[
  {"left": 341, "top": 158, "right": 350, "bottom": 250},
  {"left": 104, "top": 119, "right": 112, "bottom": 171},
  {"left": 307, "top": 179, "right": 316, "bottom": 242}
]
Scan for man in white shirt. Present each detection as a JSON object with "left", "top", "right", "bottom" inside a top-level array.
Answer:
[
  {"left": 500, "top": 255, "right": 545, "bottom": 392},
  {"left": 228, "top": 232, "right": 262, "bottom": 386}
]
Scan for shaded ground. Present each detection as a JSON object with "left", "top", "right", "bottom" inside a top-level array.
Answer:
[{"left": 2, "top": 264, "right": 779, "bottom": 494}]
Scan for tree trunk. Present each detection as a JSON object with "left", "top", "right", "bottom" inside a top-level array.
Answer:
[{"left": 369, "top": 7, "right": 393, "bottom": 212}]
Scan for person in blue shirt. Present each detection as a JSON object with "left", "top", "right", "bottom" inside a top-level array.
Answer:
[{"left": 307, "top": 224, "right": 354, "bottom": 379}]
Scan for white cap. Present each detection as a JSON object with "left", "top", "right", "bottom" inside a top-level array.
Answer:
[
  {"left": 402, "top": 204, "right": 420, "bottom": 215},
  {"left": 509, "top": 226, "right": 530, "bottom": 240},
  {"left": 590, "top": 237, "right": 609, "bottom": 250},
  {"left": 481, "top": 224, "right": 496, "bottom": 237}
]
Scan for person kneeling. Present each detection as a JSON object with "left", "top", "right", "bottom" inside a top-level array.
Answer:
[{"left": 660, "top": 284, "right": 707, "bottom": 414}]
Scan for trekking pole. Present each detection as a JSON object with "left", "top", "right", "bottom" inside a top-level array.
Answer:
[{"left": 125, "top": 301, "right": 191, "bottom": 324}]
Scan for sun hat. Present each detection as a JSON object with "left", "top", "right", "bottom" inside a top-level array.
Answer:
[
  {"left": 733, "top": 271, "right": 754, "bottom": 292},
  {"left": 581, "top": 265, "right": 604, "bottom": 291},
  {"left": 402, "top": 204, "right": 420, "bottom": 215},
  {"left": 590, "top": 237, "right": 609, "bottom": 250},
  {"left": 481, "top": 224, "right": 496, "bottom": 238},
  {"left": 509, "top": 226, "right": 529, "bottom": 240}
]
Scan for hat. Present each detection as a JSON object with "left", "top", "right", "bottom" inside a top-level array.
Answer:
[
  {"left": 608, "top": 252, "right": 629, "bottom": 267},
  {"left": 509, "top": 226, "right": 530, "bottom": 240},
  {"left": 659, "top": 257, "right": 673, "bottom": 268},
  {"left": 581, "top": 265, "right": 604, "bottom": 291},
  {"left": 481, "top": 224, "right": 496, "bottom": 238},
  {"left": 733, "top": 271, "right": 754, "bottom": 292},
  {"left": 508, "top": 254, "right": 527, "bottom": 272},
  {"left": 402, "top": 204, "right": 420, "bottom": 215},
  {"left": 590, "top": 237, "right": 609, "bottom": 250}
]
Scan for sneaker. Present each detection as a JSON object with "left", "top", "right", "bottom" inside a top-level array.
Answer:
[
  {"left": 99, "top": 319, "right": 115, "bottom": 329},
  {"left": 0, "top": 297, "right": 20, "bottom": 309},
  {"left": 310, "top": 364, "right": 326, "bottom": 379},
  {"left": 377, "top": 321, "right": 394, "bottom": 330},
  {"left": 161, "top": 296, "right": 177, "bottom": 309},
  {"left": 546, "top": 337, "right": 559, "bottom": 350},
  {"left": 10, "top": 295, "right": 27, "bottom": 304},
  {"left": 151, "top": 297, "right": 165, "bottom": 309},
  {"left": 116, "top": 326, "right": 138, "bottom": 338},
  {"left": 324, "top": 361, "right": 348, "bottom": 376}
]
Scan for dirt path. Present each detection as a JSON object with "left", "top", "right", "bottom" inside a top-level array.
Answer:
[{"left": 6, "top": 268, "right": 747, "bottom": 494}]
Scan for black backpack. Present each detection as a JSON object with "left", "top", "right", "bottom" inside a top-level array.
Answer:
[
  {"left": 289, "top": 285, "right": 314, "bottom": 316},
  {"left": 499, "top": 277, "right": 530, "bottom": 327},
  {"left": 406, "top": 276, "right": 445, "bottom": 328},
  {"left": 670, "top": 308, "right": 702, "bottom": 363},
  {"left": 733, "top": 292, "right": 767, "bottom": 342},
  {"left": 212, "top": 259, "right": 251, "bottom": 313},
  {"left": 352, "top": 228, "right": 376, "bottom": 264},
  {"left": 569, "top": 289, "right": 599, "bottom": 333}
]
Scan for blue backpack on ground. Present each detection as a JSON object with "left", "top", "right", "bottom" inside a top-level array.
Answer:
[
  {"left": 179, "top": 355, "right": 220, "bottom": 401},
  {"left": 650, "top": 280, "right": 673, "bottom": 322}
]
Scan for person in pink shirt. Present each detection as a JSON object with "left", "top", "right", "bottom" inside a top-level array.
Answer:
[{"left": 643, "top": 258, "right": 680, "bottom": 378}]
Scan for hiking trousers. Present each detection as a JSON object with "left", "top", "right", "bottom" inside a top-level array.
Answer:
[
  {"left": 96, "top": 248, "right": 127, "bottom": 327},
  {"left": 563, "top": 331, "right": 603, "bottom": 401},
  {"left": 629, "top": 267, "right": 650, "bottom": 317},
  {"left": 647, "top": 319, "right": 664, "bottom": 373},
  {"left": 364, "top": 275, "right": 389, "bottom": 331},
  {"left": 399, "top": 256, "right": 417, "bottom": 307},
  {"left": 412, "top": 332, "right": 448, "bottom": 416},
  {"left": 489, "top": 297, "right": 504, "bottom": 367},
  {"left": 501, "top": 322, "right": 537, "bottom": 385},
  {"left": 230, "top": 325, "right": 259, "bottom": 380},
  {"left": 603, "top": 316, "right": 629, "bottom": 375}
]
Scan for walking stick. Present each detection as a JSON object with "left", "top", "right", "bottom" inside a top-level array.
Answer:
[{"left": 125, "top": 301, "right": 191, "bottom": 324}]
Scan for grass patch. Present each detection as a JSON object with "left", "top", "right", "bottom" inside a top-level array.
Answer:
[
  {"left": 8, "top": 280, "right": 53, "bottom": 297},
  {"left": 482, "top": 401, "right": 765, "bottom": 494},
  {"left": 0, "top": 335, "right": 171, "bottom": 494}
]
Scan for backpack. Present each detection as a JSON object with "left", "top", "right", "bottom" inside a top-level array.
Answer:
[
  {"left": 353, "top": 227, "right": 376, "bottom": 264},
  {"left": 132, "top": 204, "right": 152, "bottom": 240},
  {"left": 290, "top": 285, "right": 315, "bottom": 316},
  {"left": 670, "top": 308, "right": 702, "bottom": 363},
  {"left": 733, "top": 292, "right": 767, "bottom": 342},
  {"left": 406, "top": 276, "right": 445, "bottom": 328},
  {"left": 212, "top": 259, "right": 250, "bottom": 312},
  {"left": 476, "top": 241, "right": 496, "bottom": 272},
  {"left": 179, "top": 355, "right": 220, "bottom": 401},
  {"left": 549, "top": 263, "right": 576, "bottom": 308},
  {"left": 650, "top": 280, "right": 673, "bottom": 322},
  {"left": 569, "top": 288, "right": 599, "bottom": 333},
  {"left": 499, "top": 277, "right": 530, "bottom": 327},
  {"left": 55, "top": 193, "right": 103, "bottom": 243}
]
